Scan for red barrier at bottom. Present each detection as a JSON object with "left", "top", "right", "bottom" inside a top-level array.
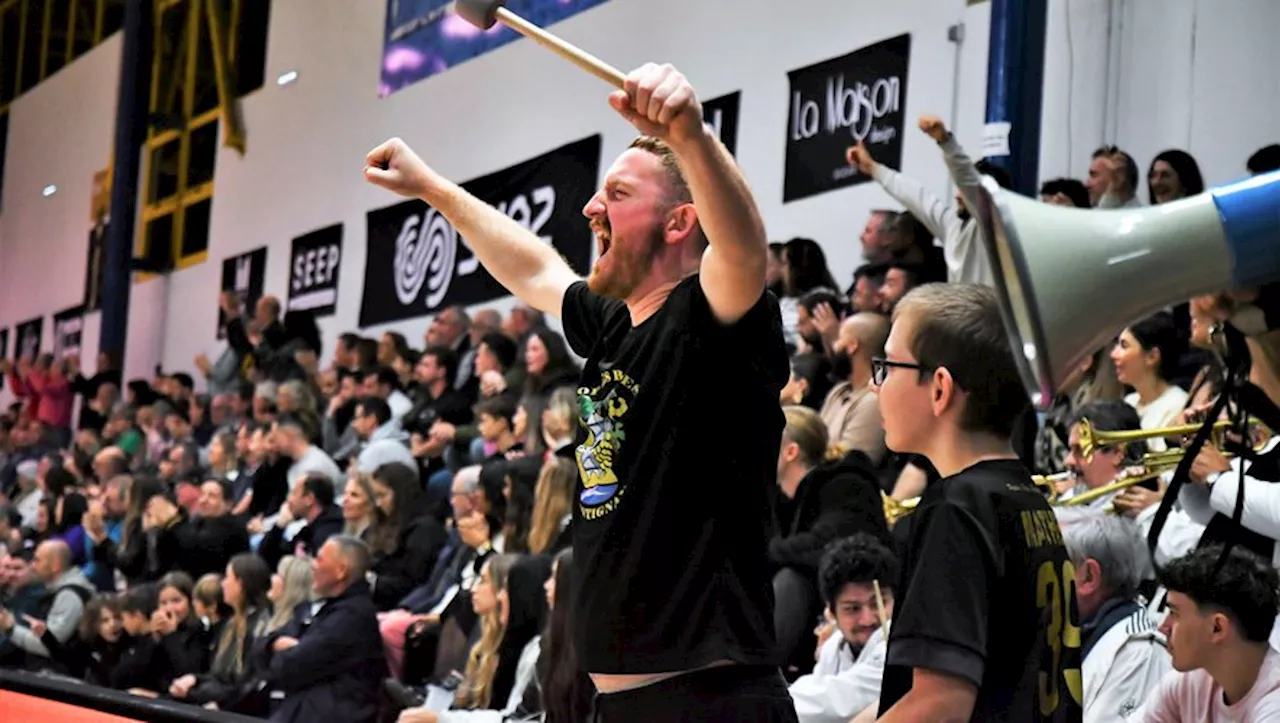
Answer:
[{"left": 0, "top": 690, "right": 143, "bottom": 722}]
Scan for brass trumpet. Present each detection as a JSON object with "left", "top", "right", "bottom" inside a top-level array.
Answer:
[{"left": 1057, "top": 417, "right": 1270, "bottom": 509}]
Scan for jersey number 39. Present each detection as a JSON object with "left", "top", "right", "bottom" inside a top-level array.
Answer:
[{"left": 1037, "top": 560, "right": 1084, "bottom": 716}]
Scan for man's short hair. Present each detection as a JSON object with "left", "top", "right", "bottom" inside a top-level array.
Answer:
[
  {"left": 1160, "top": 545, "right": 1280, "bottom": 644},
  {"left": 301, "top": 473, "right": 336, "bottom": 508},
  {"left": 363, "top": 365, "right": 401, "bottom": 391},
  {"left": 422, "top": 345, "right": 460, "bottom": 384},
  {"left": 1092, "top": 145, "right": 1139, "bottom": 191},
  {"left": 1039, "top": 178, "right": 1091, "bottom": 208},
  {"left": 818, "top": 533, "right": 899, "bottom": 608},
  {"left": 1061, "top": 513, "right": 1147, "bottom": 602},
  {"left": 355, "top": 396, "right": 392, "bottom": 427},
  {"left": 893, "top": 283, "right": 1031, "bottom": 438},
  {"left": 326, "top": 534, "right": 373, "bottom": 584},
  {"left": 1068, "top": 399, "right": 1145, "bottom": 465},
  {"left": 798, "top": 288, "right": 847, "bottom": 317},
  {"left": 630, "top": 135, "right": 692, "bottom": 205},
  {"left": 474, "top": 395, "right": 517, "bottom": 426},
  {"left": 275, "top": 413, "right": 310, "bottom": 439},
  {"left": 478, "top": 332, "right": 518, "bottom": 371},
  {"left": 628, "top": 136, "right": 707, "bottom": 252}
]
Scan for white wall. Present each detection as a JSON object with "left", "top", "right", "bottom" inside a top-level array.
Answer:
[
  {"left": 0, "top": 34, "right": 120, "bottom": 404},
  {"left": 0, "top": 0, "right": 1276, "bottom": 389}
]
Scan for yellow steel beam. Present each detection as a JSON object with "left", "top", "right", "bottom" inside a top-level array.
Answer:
[
  {"left": 39, "top": 0, "right": 53, "bottom": 81},
  {"left": 203, "top": 0, "right": 244, "bottom": 154},
  {"left": 14, "top": 0, "right": 26, "bottom": 95},
  {"left": 65, "top": 0, "right": 77, "bottom": 64}
]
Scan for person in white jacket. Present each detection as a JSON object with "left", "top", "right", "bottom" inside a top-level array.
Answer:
[
  {"left": 846, "top": 114, "right": 1012, "bottom": 288},
  {"left": 1060, "top": 512, "right": 1172, "bottom": 722},
  {"left": 789, "top": 533, "right": 896, "bottom": 723}
]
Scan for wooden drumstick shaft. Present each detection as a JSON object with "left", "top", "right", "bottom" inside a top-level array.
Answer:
[{"left": 494, "top": 7, "right": 627, "bottom": 89}]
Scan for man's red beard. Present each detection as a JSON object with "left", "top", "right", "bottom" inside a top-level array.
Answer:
[{"left": 587, "top": 222, "right": 664, "bottom": 300}]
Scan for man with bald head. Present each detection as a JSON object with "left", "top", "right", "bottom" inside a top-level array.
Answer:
[
  {"left": 0, "top": 539, "right": 94, "bottom": 665},
  {"left": 820, "top": 312, "right": 890, "bottom": 467}
]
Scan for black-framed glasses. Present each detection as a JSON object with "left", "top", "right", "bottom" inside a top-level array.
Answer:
[{"left": 871, "top": 357, "right": 929, "bottom": 386}]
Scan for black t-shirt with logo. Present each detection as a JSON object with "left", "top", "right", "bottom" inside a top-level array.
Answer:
[
  {"left": 877, "top": 459, "right": 1084, "bottom": 723},
  {"left": 560, "top": 276, "right": 790, "bottom": 674}
]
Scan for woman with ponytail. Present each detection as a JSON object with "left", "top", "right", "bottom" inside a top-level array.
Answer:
[{"left": 771, "top": 405, "right": 893, "bottom": 679}]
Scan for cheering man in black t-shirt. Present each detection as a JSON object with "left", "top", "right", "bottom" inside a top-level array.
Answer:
[
  {"left": 365, "top": 63, "right": 794, "bottom": 722},
  {"left": 870, "top": 283, "right": 1082, "bottom": 723}
]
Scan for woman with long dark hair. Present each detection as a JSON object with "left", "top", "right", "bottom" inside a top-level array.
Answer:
[
  {"left": 368, "top": 462, "right": 448, "bottom": 610},
  {"left": 168, "top": 553, "right": 272, "bottom": 715}
]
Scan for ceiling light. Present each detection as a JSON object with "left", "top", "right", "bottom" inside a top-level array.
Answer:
[{"left": 277, "top": 70, "right": 298, "bottom": 86}]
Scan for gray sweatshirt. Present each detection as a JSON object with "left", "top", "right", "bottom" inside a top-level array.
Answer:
[
  {"left": 871, "top": 135, "right": 993, "bottom": 287},
  {"left": 8, "top": 568, "right": 94, "bottom": 658}
]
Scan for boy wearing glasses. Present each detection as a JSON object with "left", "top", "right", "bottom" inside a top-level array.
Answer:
[{"left": 868, "top": 283, "right": 1083, "bottom": 723}]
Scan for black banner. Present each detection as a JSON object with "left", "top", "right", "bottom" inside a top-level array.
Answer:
[
  {"left": 53, "top": 306, "right": 84, "bottom": 359},
  {"left": 218, "top": 247, "right": 267, "bottom": 339},
  {"left": 360, "top": 135, "right": 600, "bottom": 327},
  {"left": 83, "top": 221, "right": 107, "bottom": 313},
  {"left": 703, "top": 91, "right": 741, "bottom": 156},
  {"left": 287, "top": 223, "right": 343, "bottom": 318},
  {"left": 783, "top": 33, "right": 912, "bottom": 203},
  {"left": 14, "top": 317, "right": 42, "bottom": 361}
]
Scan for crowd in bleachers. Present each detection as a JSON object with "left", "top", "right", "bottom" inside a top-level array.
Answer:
[{"left": 0, "top": 114, "right": 1279, "bottom": 723}]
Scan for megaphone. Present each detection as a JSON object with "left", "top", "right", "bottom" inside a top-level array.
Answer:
[{"left": 973, "top": 169, "right": 1280, "bottom": 409}]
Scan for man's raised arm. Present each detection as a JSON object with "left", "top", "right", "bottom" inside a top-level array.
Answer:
[
  {"left": 364, "top": 138, "right": 580, "bottom": 319},
  {"left": 609, "top": 64, "right": 768, "bottom": 324}
]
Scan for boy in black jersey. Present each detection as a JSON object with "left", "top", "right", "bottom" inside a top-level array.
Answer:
[
  {"left": 364, "top": 64, "right": 795, "bottom": 722},
  {"left": 870, "top": 283, "right": 1082, "bottom": 723}
]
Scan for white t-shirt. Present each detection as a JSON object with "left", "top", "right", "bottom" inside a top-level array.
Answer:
[
  {"left": 1125, "top": 385, "right": 1189, "bottom": 452},
  {"left": 1136, "top": 648, "right": 1280, "bottom": 722}
]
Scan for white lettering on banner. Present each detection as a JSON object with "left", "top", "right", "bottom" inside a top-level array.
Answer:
[
  {"left": 791, "top": 74, "right": 902, "bottom": 144},
  {"left": 707, "top": 107, "right": 723, "bottom": 139},
  {"left": 234, "top": 257, "right": 252, "bottom": 293},
  {"left": 292, "top": 245, "right": 341, "bottom": 291},
  {"left": 392, "top": 185, "right": 558, "bottom": 311}
]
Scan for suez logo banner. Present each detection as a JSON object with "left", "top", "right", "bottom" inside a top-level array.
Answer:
[
  {"left": 287, "top": 223, "right": 343, "bottom": 318},
  {"left": 359, "top": 135, "right": 600, "bottom": 328},
  {"left": 783, "top": 33, "right": 911, "bottom": 203}
]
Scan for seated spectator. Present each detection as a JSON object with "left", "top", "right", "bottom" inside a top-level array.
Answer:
[
  {"left": 262, "top": 535, "right": 388, "bottom": 722},
  {"left": 526, "top": 457, "right": 575, "bottom": 556},
  {"left": 111, "top": 584, "right": 168, "bottom": 692},
  {"left": 274, "top": 413, "right": 343, "bottom": 492},
  {"left": 1136, "top": 546, "right": 1280, "bottom": 720},
  {"left": 153, "top": 571, "right": 213, "bottom": 683},
  {"left": 264, "top": 555, "right": 314, "bottom": 635},
  {"left": 352, "top": 396, "right": 417, "bottom": 476},
  {"left": 1058, "top": 513, "right": 1171, "bottom": 721},
  {"left": 772, "top": 407, "right": 892, "bottom": 677},
  {"left": 367, "top": 463, "right": 447, "bottom": 611},
  {"left": 819, "top": 313, "right": 889, "bottom": 467},
  {"left": 257, "top": 473, "right": 344, "bottom": 570},
  {"left": 168, "top": 553, "right": 273, "bottom": 715},
  {"left": 474, "top": 397, "right": 523, "bottom": 462},
  {"left": 0, "top": 540, "right": 93, "bottom": 669},
  {"left": 790, "top": 534, "right": 897, "bottom": 723},
  {"left": 53, "top": 593, "right": 127, "bottom": 686},
  {"left": 498, "top": 458, "right": 541, "bottom": 555}
]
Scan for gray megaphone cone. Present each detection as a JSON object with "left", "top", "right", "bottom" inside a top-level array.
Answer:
[{"left": 972, "top": 169, "right": 1280, "bottom": 409}]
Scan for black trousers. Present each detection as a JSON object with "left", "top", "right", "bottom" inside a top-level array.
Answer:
[{"left": 592, "top": 665, "right": 798, "bottom": 723}]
